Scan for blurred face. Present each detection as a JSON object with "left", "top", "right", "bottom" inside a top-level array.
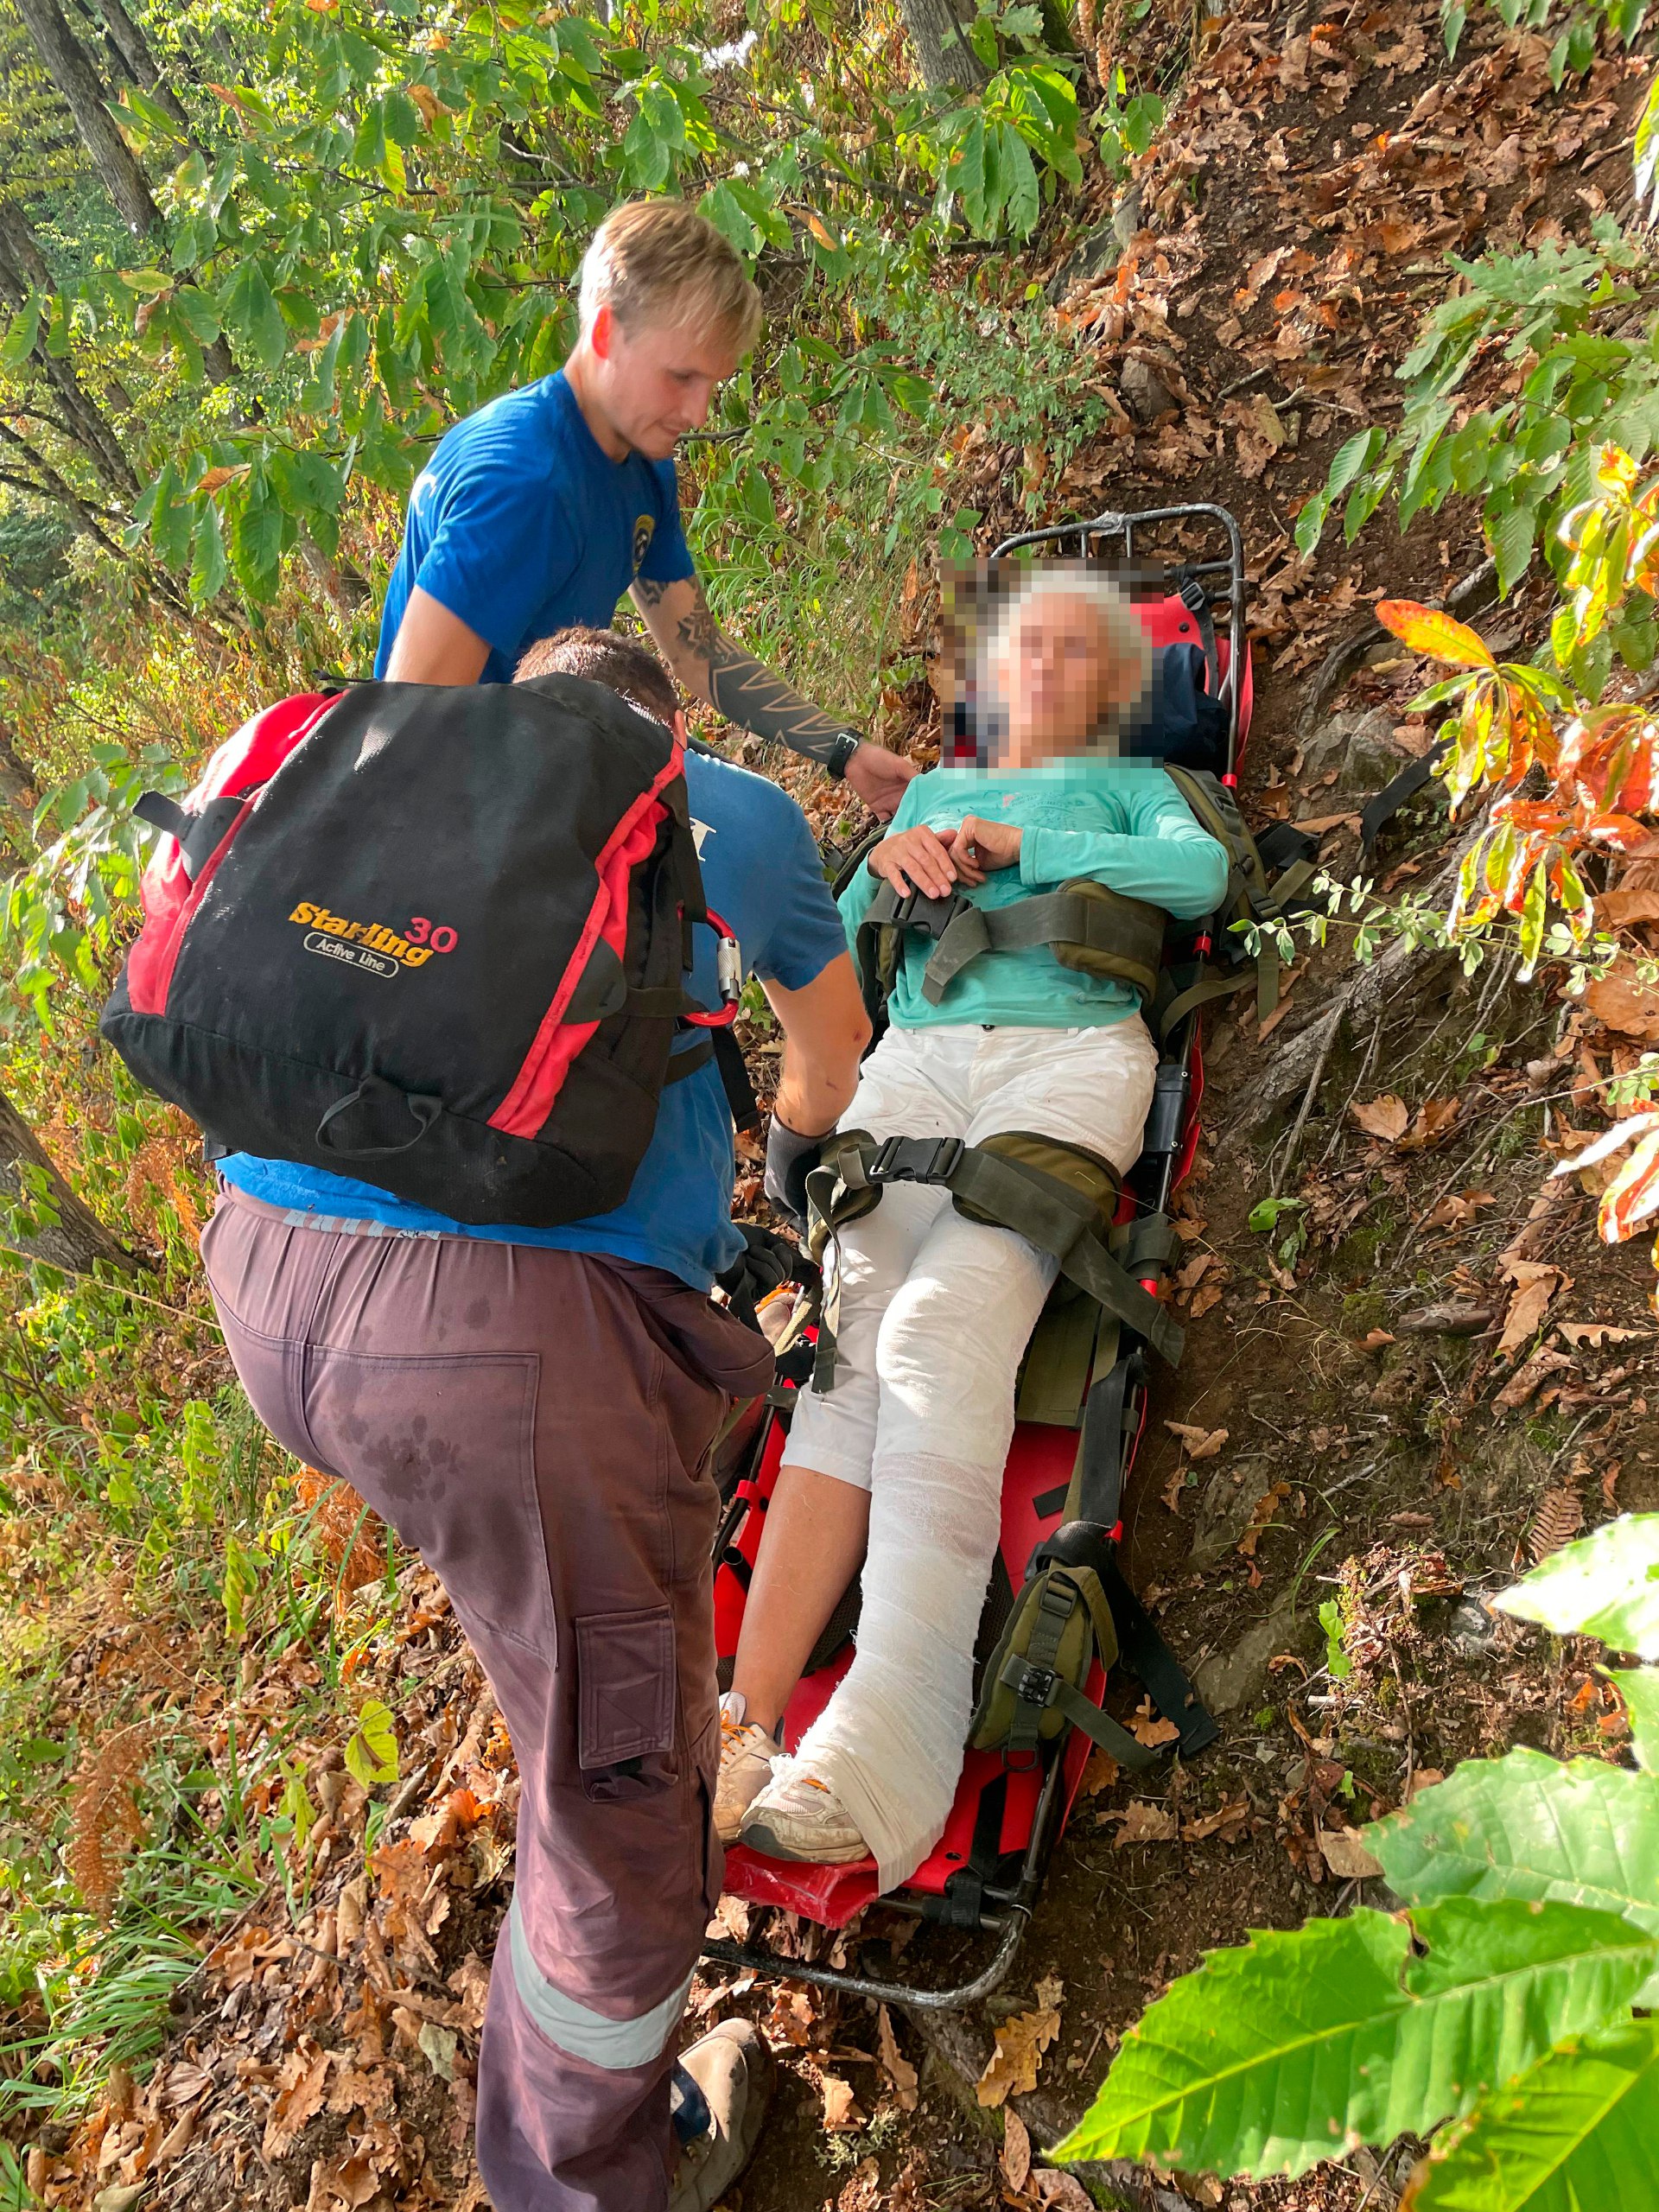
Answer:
[
  {"left": 988, "top": 590, "right": 1141, "bottom": 766},
  {"left": 588, "top": 302, "right": 741, "bottom": 460}
]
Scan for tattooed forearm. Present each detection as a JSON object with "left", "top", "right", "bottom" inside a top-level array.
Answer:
[
  {"left": 707, "top": 638, "right": 851, "bottom": 765},
  {"left": 630, "top": 571, "right": 854, "bottom": 764},
  {"left": 677, "top": 596, "right": 720, "bottom": 664}
]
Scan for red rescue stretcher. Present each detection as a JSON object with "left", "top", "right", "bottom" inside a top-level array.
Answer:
[{"left": 703, "top": 505, "right": 1259, "bottom": 2008}]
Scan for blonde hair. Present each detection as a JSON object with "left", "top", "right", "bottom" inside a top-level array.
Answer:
[{"left": 578, "top": 200, "right": 762, "bottom": 353}]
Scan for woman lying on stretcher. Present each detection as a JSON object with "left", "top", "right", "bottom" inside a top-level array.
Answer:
[{"left": 716, "top": 572, "right": 1230, "bottom": 1891}]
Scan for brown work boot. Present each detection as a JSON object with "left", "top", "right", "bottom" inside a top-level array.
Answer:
[{"left": 668, "top": 2017, "right": 772, "bottom": 2212}]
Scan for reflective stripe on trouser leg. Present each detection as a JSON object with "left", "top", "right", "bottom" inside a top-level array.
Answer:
[{"left": 507, "top": 1893, "right": 695, "bottom": 2071}]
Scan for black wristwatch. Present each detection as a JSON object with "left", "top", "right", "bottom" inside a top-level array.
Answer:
[{"left": 823, "top": 729, "right": 861, "bottom": 781}]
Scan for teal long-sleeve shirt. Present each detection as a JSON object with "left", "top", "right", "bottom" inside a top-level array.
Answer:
[{"left": 838, "top": 760, "right": 1230, "bottom": 1031}]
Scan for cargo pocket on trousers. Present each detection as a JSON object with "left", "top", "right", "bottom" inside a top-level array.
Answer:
[
  {"left": 693, "top": 1716, "right": 723, "bottom": 1921},
  {"left": 576, "top": 1606, "right": 678, "bottom": 1802}
]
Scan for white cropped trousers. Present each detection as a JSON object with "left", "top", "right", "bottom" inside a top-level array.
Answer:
[{"left": 779, "top": 1018, "right": 1158, "bottom": 1888}]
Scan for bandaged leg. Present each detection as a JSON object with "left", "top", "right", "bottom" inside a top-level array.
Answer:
[{"left": 784, "top": 1205, "right": 1058, "bottom": 1888}]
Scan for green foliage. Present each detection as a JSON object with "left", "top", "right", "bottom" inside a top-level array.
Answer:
[
  {"left": 1494, "top": 1511, "right": 1659, "bottom": 1658},
  {"left": 1319, "top": 1597, "right": 1353, "bottom": 1681},
  {"left": 1370, "top": 1748, "right": 1659, "bottom": 1934},
  {"left": 1602, "top": 1666, "right": 1659, "bottom": 1770},
  {"left": 1408, "top": 2017, "right": 1659, "bottom": 2209},
  {"left": 1439, "top": 0, "right": 1650, "bottom": 66},
  {"left": 1061, "top": 1516, "right": 1659, "bottom": 2196},
  {"left": 343, "top": 1697, "right": 397, "bottom": 1790},
  {"left": 1296, "top": 226, "right": 1658, "bottom": 618},
  {"left": 0, "top": 0, "right": 1155, "bottom": 622},
  {"left": 1053, "top": 1900, "right": 1657, "bottom": 2179}
]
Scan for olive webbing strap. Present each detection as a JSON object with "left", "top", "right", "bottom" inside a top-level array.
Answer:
[
  {"left": 804, "top": 1137, "right": 1184, "bottom": 1387},
  {"left": 918, "top": 888, "right": 1163, "bottom": 1006},
  {"left": 995, "top": 1573, "right": 1157, "bottom": 1767},
  {"left": 993, "top": 1651, "right": 1160, "bottom": 1767},
  {"left": 855, "top": 879, "right": 1164, "bottom": 1009},
  {"left": 945, "top": 1147, "right": 1185, "bottom": 1370}
]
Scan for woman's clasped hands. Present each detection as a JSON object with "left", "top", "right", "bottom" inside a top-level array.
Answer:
[{"left": 867, "top": 814, "right": 1023, "bottom": 900}]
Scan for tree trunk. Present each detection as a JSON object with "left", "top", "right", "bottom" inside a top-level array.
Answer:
[
  {"left": 898, "top": 0, "right": 991, "bottom": 88},
  {"left": 0, "top": 721, "right": 35, "bottom": 865},
  {"left": 11, "top": 0, "right": 162, "bottom": 236},
  {"left": 0, "top": 1086, "right": 136, "bottom": 1274},
  {"left": 7, "top": 8, "right": 238, "bottom": 391},
  {"left": 0, "top": 201, "right": 140, "bottom": 499},
  {"left": 87, "top": 0, "right": 193, "bottom": 136}
]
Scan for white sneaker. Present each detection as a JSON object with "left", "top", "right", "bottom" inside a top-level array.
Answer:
[
  {"left": 714, "top": 1692, "right": 782, "bottom": 1845},
  {"left": 740, "top": 1768, "right": 868, "bottom": 1864}
]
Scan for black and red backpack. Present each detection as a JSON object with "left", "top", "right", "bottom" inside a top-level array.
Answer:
[{"left": 99, "top": 675, "right": 738, "bottom": 1225}]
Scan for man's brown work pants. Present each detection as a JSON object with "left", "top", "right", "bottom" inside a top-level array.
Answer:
[{"left": 201, "top": 1189, "right": 773, "bottom": 2211}]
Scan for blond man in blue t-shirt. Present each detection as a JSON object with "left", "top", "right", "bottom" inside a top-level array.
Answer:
[{"left": 377, "top": 197, "right": 916, "bottom": 819}]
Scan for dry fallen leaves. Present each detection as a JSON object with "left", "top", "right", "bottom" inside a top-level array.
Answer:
[
  {"left": 262, "top": 2040, "right": 332, "bottom": 2160},
  {"left": 1030, "top": 2176, "right": 1096, "bottom": 2211},
  {"left": 1166, "top": 1421, "right": 1230, "bottom": 1460},
  {"left": 876, "top": 2005, "right": 918, "bottom": 2112},
  {"left": 1529, "top": 1488, "right": 1586, "bottom": 1562},
  {"left": 1111, "top": 1800, "right": 1179, "bottom": 1847},
  {"left": 1077, "top": 1747, "right": 1121, "bottom": 1796},
  {"left": 820, "top": 2073, "right": 864, "bottom": 2131},
  {"left": 976, "top": 2000, "right": 1062, "bottom": 2107},
  {"left": 1351, "top": 1093, "right": 1410, "bottom": 1142},
  {"left": 1350, "top": 1094, "right": 1459, "bottom": 1149},
  {"left": 1559, "top": 1319, "right": 1647, "bottom": 1347},
  {"left": 1183, "top": 1798, "right": 1251, "bottom": 1844},
  {"left": 1317, "top": 1827, "right": 1383, "bottom": 1881},
  {"left": 1497, "top": 1261, "right": 1570, "bottom": 1359},
  {"left": 1001, "top": 2107, "right": 1033, "bottom": 2193},
  {"left": 1128, "top": 1703, "right": 1182, "bottom": 1749},
  {"left": 1238, "top": 1479, "right": 1292, "bottom": 1559},
  {"left": 1584, "top": 967, "right": 1659, "bottom": 1041}
]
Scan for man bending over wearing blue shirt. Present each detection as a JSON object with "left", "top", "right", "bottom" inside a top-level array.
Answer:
[
  {"left": 378, "top": 197, "right": 917, "bottom": 821},
  {"left": 200, "top": 631, "right": 871, "bottom": 2212}
]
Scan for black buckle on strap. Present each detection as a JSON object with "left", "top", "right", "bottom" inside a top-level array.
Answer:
[
  {"left": 893, "top": 887, "right": 971, "bottom": 941},
  {"left": 1011, "top": 1662, "right": 1058, "bottom": 1708},
  {"left": 867, "top": 1135, "right": 965, "bottom": 1186}
]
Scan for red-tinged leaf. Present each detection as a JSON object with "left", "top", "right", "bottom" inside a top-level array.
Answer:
[
  {"left": 1628, "top": 516, "right": 1659, "bottom": 595},
  {"left": 1600, "top": 1126, "right": 1659, "bottom": 1243},
  {"left": 1376, "top": 599, "right": 1497, "bottom": 669},
  {"left": 1442, "top": 696, "right": 1491, "bottom": 813},
  {"left": 1517, "top": 860, "right": 1548, "bottom": 978},
  {"left": 1505, "top": 678, "right": 1559, "bottom": 773},
  {"left": 1451, "top": 835, "right": 1493, "bottom": 930},
  {"left": 1483, "top": 817, "right": 1519, "bottom": 904},
  {"left": 1596, "top": 442, "right": 1641, "bottom": 497},
  {"left": 1588, "top": 812, "right": 1650, "bottom": 849}
]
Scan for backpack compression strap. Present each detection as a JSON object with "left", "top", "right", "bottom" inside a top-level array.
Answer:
[
  {"left": 1156, "top": 765, "right": 1321, "bottom": 1039},
  {"left": 857, "top": 879, "right": 1166, "bottom": 1012},
  {"left": 804, "top": 1130, "right": 1185, "bottom": 1388}
]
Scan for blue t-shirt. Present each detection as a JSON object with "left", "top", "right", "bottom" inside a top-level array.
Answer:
[
  {"left": 375, "top": 372, "right": 696, "bottom": 684},
  {"left": 219, "top": 753, "right": 847, "bottom": 1290}
]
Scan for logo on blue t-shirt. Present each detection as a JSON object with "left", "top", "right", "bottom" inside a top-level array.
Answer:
[{"left": 631, "top": 513, "right": 656, "bottom": 573}]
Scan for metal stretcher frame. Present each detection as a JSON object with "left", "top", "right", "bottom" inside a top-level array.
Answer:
[{"left": 702, "top": 503, "right": 1249, "bottom": 2010}]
